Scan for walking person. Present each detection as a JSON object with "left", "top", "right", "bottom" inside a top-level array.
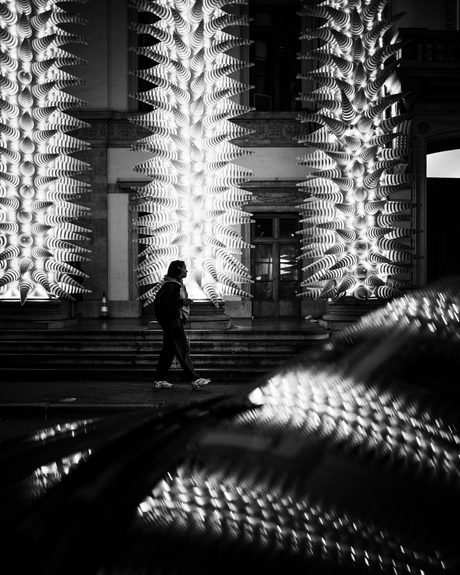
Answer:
[{"left": 153, "top": 260, "right": 211, "bottom": 390}]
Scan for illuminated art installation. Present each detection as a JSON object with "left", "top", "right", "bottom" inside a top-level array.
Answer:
[
  {"left": 0, "top": 0, "right": 91, "bottom": 305},
  {"left": 2, "top": 276, "right": 460, "bottom": 575},
  {"left": 130, "top": 0, "right": 254, "bottom": 306},
  {"left": 296, "top": 0, "right": 415, "bottom": 301}
]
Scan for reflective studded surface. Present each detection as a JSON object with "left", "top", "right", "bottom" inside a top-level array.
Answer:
[{"left": 1, "top": 277, "right": 459, "bottom": 575}]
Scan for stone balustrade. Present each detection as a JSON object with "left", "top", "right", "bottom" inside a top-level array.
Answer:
[{"left": 400, "top": 28, "right": 460, "bottom": 64}]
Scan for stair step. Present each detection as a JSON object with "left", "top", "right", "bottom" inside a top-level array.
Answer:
[
  {"left": 0, "top": 367, "right": 270, "bottom": 382},
  {"left": 0, "top": 329, "right": 328, "bottom": 342},
  {"left": 0, "top": 323, "right": 330, "bottom": 382},
  {"left": 1, "top": 352, "right": 296, "bottom": 367},
  {"left": 0, "top": 341, "right": 319, "bottom": 353}
]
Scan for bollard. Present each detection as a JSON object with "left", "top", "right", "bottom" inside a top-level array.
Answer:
[{"left": 100, "top": 292, "right": 109, "bottom": 318}]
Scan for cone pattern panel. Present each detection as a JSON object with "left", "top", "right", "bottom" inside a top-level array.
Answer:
[
  {"left": 0, "top": 0, "right": 91, "bottom": 305},
  {"left": 297, "top": 0, "right": 414, "bottom": 301},
  {"left": 130, "top": 0, "right": 254, "bottom": 306}
]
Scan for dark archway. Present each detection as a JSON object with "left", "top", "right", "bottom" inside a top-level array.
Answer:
[{"left": 426, "top": 138, "right": 460, "bottom": 282}]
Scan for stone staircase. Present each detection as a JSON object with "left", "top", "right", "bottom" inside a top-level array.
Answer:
[{"left": 0, "top": 324, "right": 330, "bottom": 382}]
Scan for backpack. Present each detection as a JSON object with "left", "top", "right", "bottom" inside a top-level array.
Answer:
[{"left": 153, "top": 283, "right": 166, "bottom": 319}]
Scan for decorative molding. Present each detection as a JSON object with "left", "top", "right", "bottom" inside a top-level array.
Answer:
[
  {"left": 252, "top": 191, "right": 304, "bottom": 205},
  {"left": 243, "top": 179, "right": 303, "bottom": 190},
  {"left": 67, "top": 111, "right": 315, "bottom": 149},
  {"left": 418, "top": 122, "right": 431, "bottom": 134},
  {"left": 232, "top": 113, "right": 314, "bottom": 147},
  {"left": 244, "top": 180, "right": 305, "bottom": 206},
  {"left": 70, "top": 118, "right": 150, "bottom": 147},
  {"left": 446, "top": 0, "right": 454, "bottom": 30}
]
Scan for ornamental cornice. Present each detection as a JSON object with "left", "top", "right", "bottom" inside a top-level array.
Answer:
[
  {"left": 250, "top": 191, "right": 305, "bottom": 205},
  {"left": 68, "top": 111, "right": 313, "bottom": 148},
  {"left": 231, "top": 112, "right": 313, "bottom": 147},
  {"left": 244, "top": 180, "right": 305, "bottom": 206}
]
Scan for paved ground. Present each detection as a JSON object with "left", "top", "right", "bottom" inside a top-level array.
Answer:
[
  {"left": 0, "top": 317, "right": 323, "bottom": 440},
  {"left": 0, "top": 376, "right": 259, "bottom": 441}
]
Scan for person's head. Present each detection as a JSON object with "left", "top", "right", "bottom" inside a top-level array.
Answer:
[{"left": 167, "top": 260, "right": 187, "bottom": 280}]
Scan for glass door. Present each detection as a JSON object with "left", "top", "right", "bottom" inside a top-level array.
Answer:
[{"left": 252, "top": 215, "right": 301, "bottom": 317}]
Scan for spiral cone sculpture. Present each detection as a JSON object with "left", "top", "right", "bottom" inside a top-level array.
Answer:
[
  {"left": 130, "top": 0, "right": 254, "bottom": 307},
  {"left": 296, "top": 0, "right": 414, "bottom": 301},
  {"left": 0, "top": 0, "right": 91, "bottom": 305}
]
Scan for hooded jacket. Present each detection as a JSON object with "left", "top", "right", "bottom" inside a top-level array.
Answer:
[{"left": 154, "top": 276, "right": 190, "bottom": 326}]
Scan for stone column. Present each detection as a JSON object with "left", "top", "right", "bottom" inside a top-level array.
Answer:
[
  {"left": 319, "top": 296, "right": 387, "bottom": 331},
  {"left": 187, "top": 300, "right": 232, "bottom": 330}
]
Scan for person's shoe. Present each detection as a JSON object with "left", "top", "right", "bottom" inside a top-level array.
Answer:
[
  {"left": 153, "top": 380, "right": 174, "bottom": 389},
  {"left": 191, "top": 378, "right": 211, "bottom": 389}
]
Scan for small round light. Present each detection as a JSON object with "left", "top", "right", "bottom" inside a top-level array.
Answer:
[
  {"left": 351, "top": 160, "right": 365, "bottom": 177},
  {"left": 17, "top": 210, "right": 33, "bottom": 224},
  {"left": 18, "top": 71, "right": 33, "bottom": 85},
  {"left": 356, "top": 117, "right": 372, "bottom": 133},
  {"left": 191, "top": 147, "right": 204, "bottom": 162},
  {"left": 353, "top": 215, "right": 367, "bottom": 229},
  {"left": 190, "top": 245, "right": 204, "bottom": 257},
  {"left": 19, "top": 184, "right": 35, "bottom": 199},
  {"left": 353, "top": 187, "right": 368, "bottom": 202},
  {"left": 176, "top": 208, "right": 193, "bottom": 221},
  {"left": 190, "top": 172, "right": 204, "bottom": 186},
  {"left": 355, "top": 265, "right": 367, "bottom": 280},
  {"left": 190, "top": 221, "right": 203, "bottom": 233},
  {"left": 190, "top": 195, "right": 203, "bottom": 209},
  {"left": 19, "top": 112, "right": 34, "bottom": 130},
  {"left": 20, "top": 137, "right": 35, "bottom": 154},
  {"left": 354, "top": 241, "right": 369, "bottom": 255},
  {"left": 18, "top": 87, "right": 33, "bottom": 108},
  {"left": 18, "top": 234, "right": 34, "bottom": 248},
  {"left": 19, "top": 161, "right": 36, "bottom": 176},
  {"left": 354, "top": 285, "right": 370, "bottom": 300}
]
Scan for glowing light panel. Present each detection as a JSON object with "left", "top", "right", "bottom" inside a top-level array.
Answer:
[
  {"left": 130, "top": 0, "right": 254, "bottom": 306},
  {"left": 0, "top": 0, "right": 92, "bottom": 305},
  {"left": 296, "top": 0, "right": 414, "bottom": 301}
]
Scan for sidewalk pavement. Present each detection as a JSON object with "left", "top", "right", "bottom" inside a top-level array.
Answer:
[
  {"left": 0, "top": 375, "right": 260, "bottom": 441},
  {"left": 0, "top": 375, "right": 258, "bottom": 421}
]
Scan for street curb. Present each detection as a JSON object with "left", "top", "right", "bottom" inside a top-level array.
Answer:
[
  {"left": 0, "top": 370, "right": 264, "bottom": 382},
  {"left": 0, "top": 403, "right": 168, "bottom": 420},
  {"left": 0, "top": 393, "right": 239, "bottom": 419}
]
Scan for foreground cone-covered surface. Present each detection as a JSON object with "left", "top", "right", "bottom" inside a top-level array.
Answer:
[
  {"left": 1, "top": 276, "right": 459, "bottom": 575},
  {"left": 296, "top": 0, "right": 415, "bottom": 302}
]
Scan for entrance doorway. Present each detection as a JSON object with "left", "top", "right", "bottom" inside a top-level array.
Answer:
[
  {"left": 251, "top": 214, "right": 301, "bottom": 317},
  {"left": 427, "top": 178, "right": 460, "bottom": 283}
]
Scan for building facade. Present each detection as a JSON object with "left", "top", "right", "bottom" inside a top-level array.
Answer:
[{"left": 1, "top": 0, "right": 460, "bottom": 321}]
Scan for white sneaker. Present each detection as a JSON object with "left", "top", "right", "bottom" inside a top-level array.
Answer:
[
  {"left": 153, "top": 380, "right": 174, "bottom": 389},
  {"left": 191, "top": 378, "right": 211, "bottom": 389}
]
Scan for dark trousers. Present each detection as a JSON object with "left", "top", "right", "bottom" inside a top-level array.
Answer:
[{"left": 154, "top": 321, "right": 200, "bottom": 381}]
